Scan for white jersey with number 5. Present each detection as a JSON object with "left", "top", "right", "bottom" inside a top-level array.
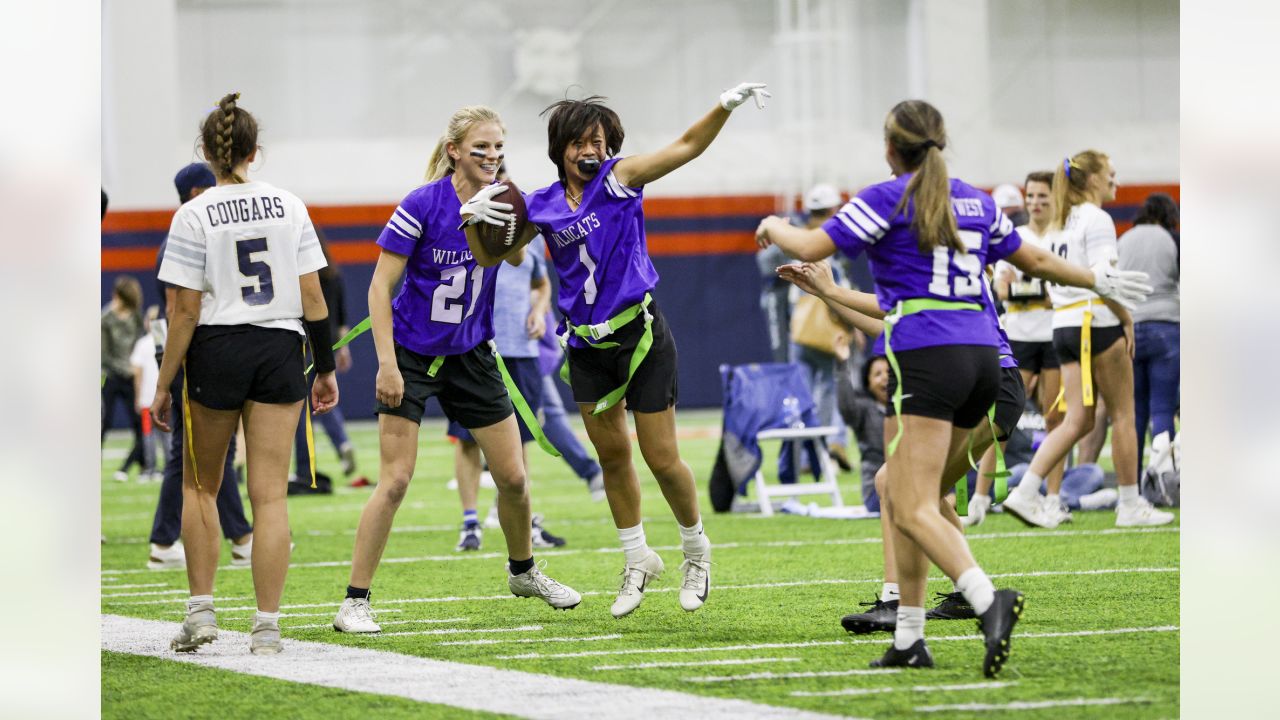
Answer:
[
  {"left": 1045, "top": 202, "right": 1119, "bottom": 329},
  {"left": 157, "top": 181, "right": 327, "bottom": 335}
]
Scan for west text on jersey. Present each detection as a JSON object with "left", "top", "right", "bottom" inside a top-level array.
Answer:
[
  {"left": 205, "top": 196, "right": 286, "bottom": 227},
  {"left": 951, "top": 198, "right": 984, "bottom": 217},
  {"left": 550, "top": 212, "right": 601, "bottom": 249}
]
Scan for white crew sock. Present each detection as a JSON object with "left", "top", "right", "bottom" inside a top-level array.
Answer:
[
  {"left": 1118, "top": 483, "right": 1140, "bottom": 507},
  {"left": 188, "top": 594, "right": 213, "bottom": 612},
  {"left": 1014, "top": 471, "right": 1044, "bottom": 498},
  {"left": 880, "top": 582, "right": 900, "bottom": 603},
  {"left": 893, "top": 606, "right": 926, "bottom": 650},
  {"left": 255, "top": 610, "right": 281, "bottom": 626},
  {"left": 1046, "top": 493, "right": 1061, "bottom": 509},
  {"left": 956, "top": 567, "right": 996, "bottom": 616},
  {"left": 618, "top": 524, "right": 649, "bottom": 565},
  {"left": 678, "top": 520, "right": 710, "bottom": 556}
]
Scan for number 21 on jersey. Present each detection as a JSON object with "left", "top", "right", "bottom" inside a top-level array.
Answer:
[
  {"left": 927, "top": 230, "right": 983, "bottom": 297},
  {"left": 431, "top": 265, "right": 485, "bottom": 324}
]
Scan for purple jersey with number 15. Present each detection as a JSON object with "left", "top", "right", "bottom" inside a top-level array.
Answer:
[
  {"left": 526, "top": 157, "right": 659, "bottom": 348},
  {"left": 376, "top": 176, "right": 499, "bottom": 356},
  {"left": 822, "top": 174, "right": 1023, "bottom": 356}
]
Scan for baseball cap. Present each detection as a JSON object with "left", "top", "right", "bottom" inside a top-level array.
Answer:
[
  {"left": 803, "top": 183, "right": 842, "bottom": 212},
  {"left": 992, "top": 183, "right": 1024, "bottom": 209},
  {"left": 174, "top": 162, "right": 217, "bottom": 203}
]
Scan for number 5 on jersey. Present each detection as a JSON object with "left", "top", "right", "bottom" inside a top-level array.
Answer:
[{"left": 237, "top": 237, "right": 275, "bottom": 306}]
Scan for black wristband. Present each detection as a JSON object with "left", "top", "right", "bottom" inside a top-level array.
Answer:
[{"left": 305, "top": 318, "right": 337, "bottom": 374}]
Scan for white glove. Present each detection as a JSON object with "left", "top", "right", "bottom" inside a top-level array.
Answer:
[
  {"left": 1090, "top": 261, "right": 1152, "bottom": 311},
  {"left": 719, "top": 82, "right": 771, "bottom": 111},
  {"left": 961, "top": 493, "right": 991, "bottom": 528},
  {"left": 459, "top": 184, "right": 514, "bottom": 227}
]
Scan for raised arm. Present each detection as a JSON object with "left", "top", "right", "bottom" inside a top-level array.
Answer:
[
  {"left": 1003, "top": 242, "right": 1151, "bottom": 310},
  {"left": 777, "top": 261, "right": 885, "bottom": 338},
  {"left": 612, "top": 82, "right": 769, "bottom": 188},
  {"left": 756, "top": 216, "right": 838, "bottom": 263}
]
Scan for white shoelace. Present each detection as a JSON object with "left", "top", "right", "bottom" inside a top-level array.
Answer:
[
  {"left": 351, "top": 599, "right": 375, "bottom": 623},
  {"left": 680, "top": 558, "right": 711, "bottom": 590}
]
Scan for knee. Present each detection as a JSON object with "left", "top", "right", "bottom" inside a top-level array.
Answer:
[
  {"left": 492, "top": 469, "right": 528, "bottom": 497},
  {"left": 873, "top": 466, "right": 888, "bottom": 497},
  {"left": 597, "top": 442, "right": 632, "bottom": 474},
  {"left": 648, "top": 456, "right": 688, "bottom": 484},
  {"left": 378, "top": 472, "right": 413, "bottom": 506},
  {"left": 1062, "top": 412, "right": 1094, "bottom": 438},
  {"left": 891, "top": 505, "right": 934, "bottom": 537}
]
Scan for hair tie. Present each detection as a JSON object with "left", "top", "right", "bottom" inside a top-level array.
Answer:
[
  {"left": 1063, "top": 157, "right": 1072, "bottom": 179},
  {"left": 920, "top": 139, "right": 941, "bottom": 152}
]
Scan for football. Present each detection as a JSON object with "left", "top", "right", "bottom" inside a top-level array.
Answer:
[{"left": 474, "top": 181, "right": 528, "bottom": 259}]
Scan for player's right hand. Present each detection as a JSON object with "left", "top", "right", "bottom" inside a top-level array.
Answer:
[
  {"left": 460, "top": 184, "right": 514, "bottom": 227},
  {"left": 376, "top": 363, "right": 405, "bottom": 408},
  {"left": 312, "top": 372, "right": 340, "bottom": 414},
  {"left": 151, "top": 389, "right": 173, "bottom": 433}
]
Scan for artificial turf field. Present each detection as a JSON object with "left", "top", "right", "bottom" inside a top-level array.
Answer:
[{"left": 101, "top": 409, "right": 1178, "bottom": 719}]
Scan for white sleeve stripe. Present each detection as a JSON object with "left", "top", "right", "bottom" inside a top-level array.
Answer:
[
  {"left": 604, "top": 173, "right": 623, "bottom": 198},
  {"left": 387, "top": 223, "right": 415, "bottom": 241},
  {"left": 836, "top": 213, "right": 871, "bottom": 242},
  {"left": 990, "top": 213, "right": 1013, "bottom": 241},
  {"left": 164, "top": 244, "right": 204, "bottom": 262},
  {"left": 606, "top": 172, "right": 637, "bottom": 199},
  {"left": 164, "top": 255, "right": 203, "bottom": 270},
  {"left": 388, "top": 213, "right": 421, "bottom": 239},
  {"left": 851, "top": 197, "right": 889, "bottom": 230},
  {"left": 394, "top": 206, "right": 423, "bottom": 231},
  {"left": 299, "top": 242, "right": 320, "bottom": 252},
  {"left": 168, "top": 235, "right": 204, "bottom": 251},
  {"left": 841, "top": 205, "right": 882, "bottom": 238}
]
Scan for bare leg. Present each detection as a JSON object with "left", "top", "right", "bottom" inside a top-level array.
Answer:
[
  {"left": 241, "top": 399, "right": 303, "bottom": 613},
  {"left": 1027, "top": 362, "right": 1096, "bottom": 479},
  {"left": 181, "top": 401, "right": 240, "bottom": 597},
  {"left": 470, "top": 414, "right": 532, "bottom": 560},
  {"left": 1077, "top": 396, "right": 1109, "bottom": 465},
  {"left": 1038, "top": 367, "right": 1067, "bottom": 494},
  {"left": 348, "top": 414, "right": 419, "bottom": 589},
  {"left": 579, "top": 402, "right": 643, "bottom": 529},
  {"left": 874, "top": 465, "right": 895, "bottom": 583},
  {"left": 633, "top": 406, "right": 700, "bottom": 527},
  {"left": 455, "top": 440, "right": 482, "bottom": 514},
  {"left": 1092, "top": 343, "right": 1139, "bottom": 488}
]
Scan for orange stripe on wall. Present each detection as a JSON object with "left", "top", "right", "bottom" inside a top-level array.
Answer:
[{"left": 102, "top": 247, "right": 160, "bottom": 271}]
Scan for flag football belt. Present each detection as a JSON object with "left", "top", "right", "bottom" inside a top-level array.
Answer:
[
  {"left": 1053, "top": 298, "right": 1099, "bottom": 413},
  {"left": 882, "top": 298, "right": 1008, "bottom": 516},
  {"left": 1003, "top": 299, "right": 1052, "bottom": 312},
  {"left": 558, "top": 293, "right": 654, "bottom": 416}
]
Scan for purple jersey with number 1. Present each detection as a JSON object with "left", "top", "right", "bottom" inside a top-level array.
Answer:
[
  {"left": 376, "top": 176, "right": 499, "bottom": 356},
  {"left": 526, "top": 157, "right": 659, "bottom": 348},
  {"left": 822, "top": 174, "right": 1023, "bottom": 356}
]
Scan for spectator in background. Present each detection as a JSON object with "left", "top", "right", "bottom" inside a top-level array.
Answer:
[
  {"left": 538, "top": 309, "right": 606, "bottom": 501},
  {"left": 1119, "top": 193, "right": 1180, "bottom": 472},
  {"left": 144, "top": 162, "right": 253, "bottom": 570},
  {"left": 124, "top": 312, "right": 162, "bottom": 482},
  {"left": 835, "top": 334, "right": 886, "bottom": 512},
  {"left": 757, "top": 184, "right": 841, "bottom": 363},
  {"left": 103, "top": 275, "right": 145, "bottom": 481},
  {"left": 992, "top": 183, "right": 1028, "bottom": 227}
]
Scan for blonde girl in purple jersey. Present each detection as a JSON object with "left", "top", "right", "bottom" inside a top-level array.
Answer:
[
  {"left": 463, "top": 83, "right": 770, "bottom": 618},
  {"left": 756, "top": 100, "right": 1150, "bottom": 676},
  {"left": 333, "top": 107, "right": 580, "bottom": 634}
]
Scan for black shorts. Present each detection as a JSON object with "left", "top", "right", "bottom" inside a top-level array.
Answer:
[
  {"left": 1052, "top": 324, "right": 1125, "bottom": 365},
  {"left": 185, "top": 325, "right": 307, "bottom": 410},
  {"left": 376, "top": 342, "right": 513, "bottom": 429},
  {"left": 885, "top": 345, "right": 1000, "bottom": 429},
  {"left": 993, "top": 366, "right": 1027, "bottom": 442},
  {"left": 1009, "top": 340, "right": 1059, "bottom": 374},
  {"left": 566, "top": 299, "right": 678, "bottom": 413},
  {"left": 448, "top": 356, "right": 541, "bottom": 443}
]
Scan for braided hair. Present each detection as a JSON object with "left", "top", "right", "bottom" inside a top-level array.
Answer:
[{"left": 199, "top": 92, "right": 258, "bottom": 184}]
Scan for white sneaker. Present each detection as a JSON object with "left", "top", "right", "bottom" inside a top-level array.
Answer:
[
  {"left": 148, "top": 541, "right": 186, "bottom": 570},
  {"left": 508, "top": 561, "right": 581, "bottom": 610},
  {"left": 230, "top": 537, "right": 253, "bottom": 567},
  {"left": 250, "top": 618, "right": 282, "bottom": 655},
  {"left": 1079, "top": 487, "right": 1119, "bottom": 510},
  {"left": 611, "top": 551, "right": 664, "bottom": 618},
  {"left": 456, "top": 524, "right": 482, "bottom": 552},
  {"left": 1043, "top": 496, "right": 1073, "bottom": 525},
  {"left": 1115, "top": 497, "right": 1175, "bottom": 527},
  {"left": 587, "top": 472, "right": 606, "bottom": 502},
  {"left": 678, "top": 547, "right": 711, "bottom": 612},
  {"left": 961, "top": 494, "right": 992, "bottom": 528},
  {"left": 1000, "top": 489, "right": 1060, "bottom": 529},
  {"left": 113, "top": 470, "right": 129, "bottom": 483},
  {"left": 482, "top": 504, "right": 501, "bottom": 529},
  {"left": 171, "top": 601, "right": 217, "bottom": 652},
  {"left": 333, "top": 597, "right": 381, "bottom": 633}
]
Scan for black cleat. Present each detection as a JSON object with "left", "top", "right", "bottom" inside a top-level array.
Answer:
[
  {"left": 977, "top": 589, "right": 1026, "bottom": 678},
  {"left": 840, "top": 598, "right": 898, "bottom": 634},
  {"left": 926, "top": 591, "right": 976, "bottom": 620},
  {"left": 870, "top": 639, "right": 934, "bottom": 669}
]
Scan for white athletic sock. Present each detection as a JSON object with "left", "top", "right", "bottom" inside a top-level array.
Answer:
[
  {"left": 1015, "top": 471, "right": 1044, "bottom": 498},
  {"left": 956, "top": 567, "right": 996, "bottom": 616},
  {"left": 255, "top": 610, "right": 281, "bottom": 625},
  {"left": 188, "top": 594, "right": 213, "bottom": 612},
  {"left": 1118, "top": 484, "right": 1140, "bottom": 507},
  {"left": 1046, "top": 493, "right": 1061, "bottom": 508},
  {"left": 880, "top": 582, "right": 900, "bottom": 603},
  {"left": 618, "top": 524, "right": 649, "bottom": 565},
  {"left": 893, "top": 606, "right": 926, "bottom": 650},
  {"left": 678, "top": 520, "right": 710, "bottom": 556}
]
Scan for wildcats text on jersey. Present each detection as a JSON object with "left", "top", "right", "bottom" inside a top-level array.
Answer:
[
  {"left": 205, "top": 195, "right": 287, "bottom": 227},
  {"left": 550, "top": 212, "right": 601, "bottom": 249},
  {"left": 431, "top": 248, "right": 474, "bottom": 266}
]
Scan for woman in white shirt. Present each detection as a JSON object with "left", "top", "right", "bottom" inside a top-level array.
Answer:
[{"left": 1001, "top": 151, "right": 1173, "bottom": 528}]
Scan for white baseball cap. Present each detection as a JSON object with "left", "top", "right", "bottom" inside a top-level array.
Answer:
[
  {"left": 992, "top": 183, "right": 1024, "bottom": 209},
  {"left": 804, "top": 183, "right": 842, "bottom": 212}
]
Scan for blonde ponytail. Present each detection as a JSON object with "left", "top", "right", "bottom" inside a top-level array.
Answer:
[
  {"left": 885, "top": 100, "right": 960, "bottom": 254},
  {"left": 1050, "top": 149, "right": 1109, "bottom": 231}
]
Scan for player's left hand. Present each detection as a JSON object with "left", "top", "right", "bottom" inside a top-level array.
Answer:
[
  {"left": 720, "top": 82, "right": 771, "bottom": 111},
  {"left": 1090, "top": 261, "right": 1151, "bottom": 311},
  {"left": 526, "top": 309, "right": 546, "bottom": 340},
  {"left": 311, "top": 372, "right": 339, "bottom": 415},
  {"left": 755, "top": 215, "right": 785, "bottom": 248},
  {"left": 151, "top": 389, "right": 173, "bottom": 433}
]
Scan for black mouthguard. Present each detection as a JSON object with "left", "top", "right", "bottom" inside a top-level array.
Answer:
[{"left": 577, "top": 158, "right": 601, "bottom": 176}]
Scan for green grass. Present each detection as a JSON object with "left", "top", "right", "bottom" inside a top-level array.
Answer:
[{"left": 101, "top": 410, "right": 1178, "bottom": 719}]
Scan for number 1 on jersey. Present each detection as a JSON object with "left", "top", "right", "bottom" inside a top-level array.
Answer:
[{"left": 579, "top": 245, "right": 598, "bottom": 305}]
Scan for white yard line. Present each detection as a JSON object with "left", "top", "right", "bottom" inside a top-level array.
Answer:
[
  {"left": 914, "top": 697, "right": 1149, "bottom": 712},
  {"left": 100, "top": 526, "right": 1179, "bottom": 577},
  {"left": 286, "top": 617, "right": 467, "bottom": 630},
  {"left": 221, "top": 610, "right": 406, "bottom": 621},
  {"left": 794, "top": 681, "right": 1016, "bottom": 698},
  {"left": 98, "top": 582, "right": 170, "bottom": 590},
  {"left": 101, "top": 615, "right": 852, "bottom": 720},
  {"left": 441, "top": 634, "right": 623, "bottom": 647},
  {"left": 692, "top": 668, "right": 902, "bottom": 683},
  {"left": 101, "top": 589, "right": 189, "bottom": 598},
  {"left": 376, "top": 625, "right": 543, "bottom": 638},
  {"left": 596, "top": 657, "right": 804, "bottom": 672},
  {"left": 496, "top": 626, "right": 1180, "bottom": 660}
]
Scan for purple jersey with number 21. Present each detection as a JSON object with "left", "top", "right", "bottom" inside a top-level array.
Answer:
[
  {"left": 526, "top": 157, "right": 659, "bottom": 348},
  {"left": 821, "top": 174, "right": 1023, "bottom": 356},
  {"left": 376, "top": 176, "right": 499, "bottom": 356}
]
